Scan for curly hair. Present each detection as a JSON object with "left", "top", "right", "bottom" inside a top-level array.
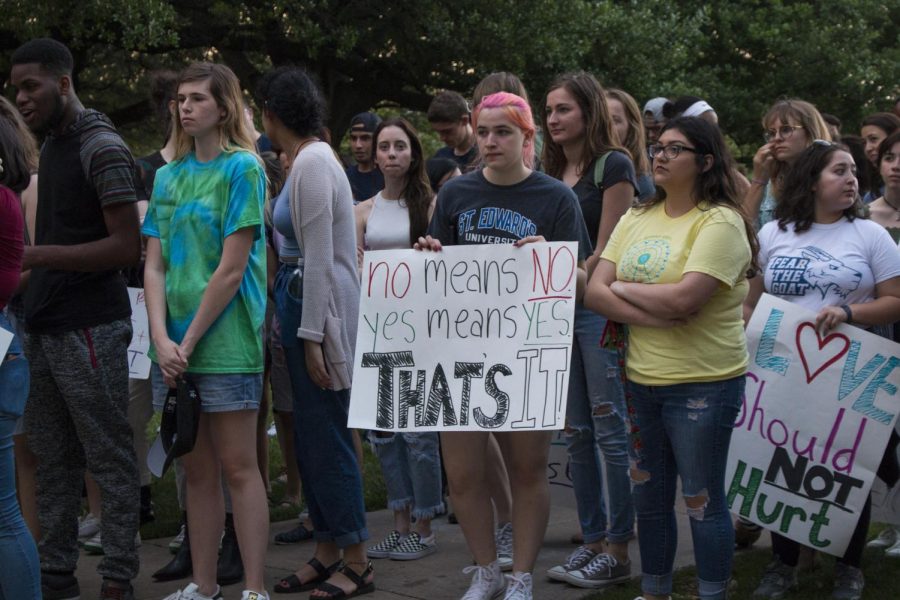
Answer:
[
  {"left": 255, "top": 67, "right": 327, "bottom": 138},
  {"left": 372, "top": 117, "right": 433, "bottom": 246},
  {"left": 762, "top": 99, "right": 831, "bottom": 197},
  {"left": 775, "top": 142, "right": 863, "bottom": 233},
  {"left": 11, "top": 38, "right": 73, "bottom": 76}
]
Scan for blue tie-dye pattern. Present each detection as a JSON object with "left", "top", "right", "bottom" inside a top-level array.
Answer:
[{"left": 142, "top": 150, "right": 266, "bottom": 373}]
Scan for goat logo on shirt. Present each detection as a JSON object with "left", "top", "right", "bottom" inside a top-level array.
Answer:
[{"left": 768, "top": 246, "right": 861, "bottom": 300}]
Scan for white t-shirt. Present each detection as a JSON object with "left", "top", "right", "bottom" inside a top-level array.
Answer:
[{"left": 758, "top": 217, "right": 900, "bottom": 311}]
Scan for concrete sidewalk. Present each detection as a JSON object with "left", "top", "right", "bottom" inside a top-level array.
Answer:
[{"left": 72, "top": 496, "right": 764, "bottom": 599}]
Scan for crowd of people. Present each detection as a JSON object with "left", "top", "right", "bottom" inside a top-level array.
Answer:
[{"left": 1, "top": 35, "right": 900, "bottom": 600}]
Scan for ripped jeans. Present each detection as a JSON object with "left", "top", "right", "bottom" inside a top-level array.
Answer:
[
  {"left": 368, "top": 432, "right": 444, "bottom": 520},
  {"left": 564, "top": 306, "right": 633, "bottom": 544},
  {"left": 626, "top": 375, "right": 745, "bottom": 600}
]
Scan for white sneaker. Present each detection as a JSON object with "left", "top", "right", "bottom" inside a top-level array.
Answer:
[
  {"left": 78, "top": 512, "right": 101, "bottom": 538},
  {"left": 502, "top": 572, "right": 532, "bottom": 600},
  {"left": 169, "top": 524, "right": 186, "bottom": 552},
  {"left": 867, "top": 526, "right": 899, "bottom": 548},
  {"left": 461, "top": 562, "right": 505, "bottom": 600},
  {"left": 886, "top": 537, "right": 900, "bottom": 558},
  {"left": 163, "top": 583, "right": 223, "bottom": 600},
  {"left": 495, "top": 522, "right": 513, "bottom": 572},
  {"left": 83, "top": 531, "right": 142, "bottom": 555},
  {"left": 241, "top": 591, "right": 269, "bottom": 600}
]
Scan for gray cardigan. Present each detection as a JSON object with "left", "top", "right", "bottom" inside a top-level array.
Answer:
[{"left": 288, "top": 142, "right": 360, "bottom": 390}]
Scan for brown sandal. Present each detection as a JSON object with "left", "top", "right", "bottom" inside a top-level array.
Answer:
[
  {"left": 274, "top": 557, "right": 341, "bottom": 593},
  {"left": 309, "top": 561, "right": 374, "bottom": 599}
]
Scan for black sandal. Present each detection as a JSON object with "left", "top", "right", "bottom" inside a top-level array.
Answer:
[
  {"left": 274, "top": 558, "right": 341, "bottom": 594},
  {"left": 309, "top": 561, "right": 375, "bottom": 599}
]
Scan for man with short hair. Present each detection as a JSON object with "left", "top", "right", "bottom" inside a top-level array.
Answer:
[
  {"left": 642, "top": 96, "right": 668, "bottom": 146},
  {"left": 10, "top": 37, "right": 141, "bottom": 600},
  {"left": 345, "top": 111, "right": 384, "bottom": 203},
  {"left": 427, "top": 90, "right": 478, "bottom": 170}
]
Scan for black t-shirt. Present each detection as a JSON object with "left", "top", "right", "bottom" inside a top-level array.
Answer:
[
  {"left": 26, "top": 111, "right": 135, "bottom": 334},
  {"left": 427, "top": 169, "right": 591, "bottom": 260},
  {"left": 135, "top": 150, "right": 168, "bottom": 201},
  {"left": 345, "top": 165, "right": 385, "bottom": 203},
  {"left": 434, "top": 144, "right": 479, "bottom": 172},
  {"left": 570, "top": 151, "right": 637, "bottom": 248}
]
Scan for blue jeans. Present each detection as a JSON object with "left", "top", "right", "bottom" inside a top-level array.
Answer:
[
  {"left": 369, "top": 431, "right": 444, "bottom": 519},
  {"left": 0, "top": 310, "right": 40, "bottom": 598},
  {"left": 275, "top": 264, "right": 368, "bottom": 547},
  {"left": 627, "top": 375, "right": 745, "bottom": 600},
  {"left": 564, "top": 306, "right": 633, "bottom": 544}
]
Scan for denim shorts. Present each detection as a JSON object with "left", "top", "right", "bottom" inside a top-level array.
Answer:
[{"left": 150, "top": 363, "right": 263, "bottom": 413}]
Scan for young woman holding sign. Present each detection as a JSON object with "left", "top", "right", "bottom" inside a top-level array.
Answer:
[
  {"left": 142, "top": 62, "right": 270, "bottom": 600},
  {"left": 258, "top": 67, "right": 372, "bottom": 599},
  {"left": 418, "top": 91, "right": 591, "bottom": 600},
  {"left": 585, "top": 116, "right": 756, "bottom": 600},
  {"left": 745, "top": 141, "right": 900, "bottom": 600},
  {"left": 354, "top": 118, "right": 443, "bottom": 562}
]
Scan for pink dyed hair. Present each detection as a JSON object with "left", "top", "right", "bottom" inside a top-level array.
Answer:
[{"left": 473, "top": 91, "right": 536, "bottom": 168}]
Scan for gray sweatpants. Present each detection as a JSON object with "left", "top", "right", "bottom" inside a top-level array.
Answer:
[{"left": 25, "top": 318, "right": 140, "bottom": 581}]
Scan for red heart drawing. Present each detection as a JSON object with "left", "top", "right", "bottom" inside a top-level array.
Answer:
[{"left": 795, "top": 322, "right": 850, "bottom": 384}]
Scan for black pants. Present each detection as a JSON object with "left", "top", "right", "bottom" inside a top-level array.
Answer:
[{"left": 771, "top": 494, "right": 871, "bottom": 568}]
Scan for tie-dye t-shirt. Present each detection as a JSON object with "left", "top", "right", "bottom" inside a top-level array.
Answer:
[{"left": 142, "top": 150, "right": 266, "bottom": 373}]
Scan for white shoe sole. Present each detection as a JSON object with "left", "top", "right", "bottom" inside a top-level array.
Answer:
[{"left": 563, "top": 571, "right": 631, "bottom": 589}]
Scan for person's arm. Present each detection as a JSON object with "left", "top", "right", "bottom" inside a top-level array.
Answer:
[
  {"left": 585, "top": 258, "right": 684, "bottom": 327},
  {"left": 743, "top": 274, "right": 765, "bottom": 325},
  {"left": 179, "top": 227, "right": 255, "bottom": 360},
  {"left": 354, "top": 199, "right": 372, "bottom": 272},
  {"left": 143, "top": 236, "right": 186, "bottom": 386},
  {"left": 816, "top": 277, "right": 900, "bottom": 331},
  {"left": 743, "top": 143, "right": 775, "bottom": 221},
  {"left": 610, "top": 272, "right": 721, "bottom": 319},
  {"left": 586, "top": 181, "right": 632, "bottom": 276},
  {"left": 22, "top": 201, "right": 140, "bottom": 271}
]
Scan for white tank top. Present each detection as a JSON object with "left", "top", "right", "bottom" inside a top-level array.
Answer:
[{"left": 364, "top": 192, "right": 411, "bottom": 250}]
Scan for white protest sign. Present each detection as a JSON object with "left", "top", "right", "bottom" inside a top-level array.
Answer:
[
  {"left": 128, "top": 287, "right": 151, "bottom": 379},
  {"left": 348, "top": 242, "right": 577, "bottom": 432},
  {"left": 0, "top": 325, "right": 13, "bottom": 358},
  {"left": 726, "top": 293, "right": 900, "bottom": 555}
]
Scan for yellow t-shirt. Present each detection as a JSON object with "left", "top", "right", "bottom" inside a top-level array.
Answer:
[{"left": 601, "top": 201, "right": 751, "bottom": 385}]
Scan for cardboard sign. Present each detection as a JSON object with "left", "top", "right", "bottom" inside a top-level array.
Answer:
[
  {"left": 348, "top": 243, "right": 578, "bottom": 432},
  {"left": 726, "top": 294, "right": 900, "bottom": 555},
  {"left": 128, "top": 287, "right": 151, "bottom": 379}
]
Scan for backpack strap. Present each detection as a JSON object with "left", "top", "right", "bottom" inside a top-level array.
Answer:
[{"left": 592, "top": 151, "right": 612, "bottom": 192}]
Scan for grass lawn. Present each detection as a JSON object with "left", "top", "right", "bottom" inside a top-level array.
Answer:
[
  {"left": 138, "top": 409, "right": 387, "bottom": 541},
  {"left": 581, "top": 525, "right": 900, "bottom": 599}
]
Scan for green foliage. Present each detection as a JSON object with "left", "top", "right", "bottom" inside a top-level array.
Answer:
[{"left": 2, "top": 0, "right": 898, "bottom": 162}]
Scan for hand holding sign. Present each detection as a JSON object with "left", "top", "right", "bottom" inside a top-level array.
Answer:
[
  {"left": 727, "top": 294, "right": 900, "bottom": 556},
  {"left": 349, "top": 242, "right": 578, "bottom": 432}
]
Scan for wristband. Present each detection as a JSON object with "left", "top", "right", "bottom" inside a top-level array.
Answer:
[
  {"left": 840, "top": 304, "right": 853, "bottom": 324},
  {"left": 751, "top": 178, "right": 768, "bottom": 186}
]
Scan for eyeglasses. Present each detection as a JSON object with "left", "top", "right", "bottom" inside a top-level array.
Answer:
[
  {"left": 764, "top": 124, "right": 804, "bottom": 143},
  {"left": 648, "top": 143, "right": 698, "bottom": 159}
]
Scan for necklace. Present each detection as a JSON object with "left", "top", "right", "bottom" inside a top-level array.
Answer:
[{"left": 289, "top": 136, "right": 319, "bottom": 162}]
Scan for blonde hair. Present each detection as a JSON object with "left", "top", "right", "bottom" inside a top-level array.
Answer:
[{"left": 173, "top": 62, "right": 259, "bottom": 161}]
